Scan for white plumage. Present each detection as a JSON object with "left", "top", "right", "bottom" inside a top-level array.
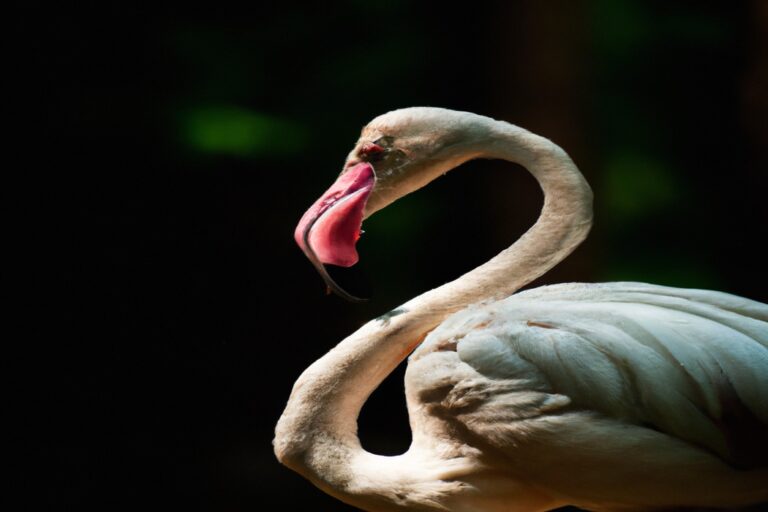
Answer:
[
  {"left": 407, "top": 282, "right": 768, "bottom": 509},
  {"left": 275, "top": 108, "right": 768, "bottom": 511}
]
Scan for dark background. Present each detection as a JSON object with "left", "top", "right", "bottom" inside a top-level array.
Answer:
[{"left": 17, "top": 1, "right": 767, "bottom": 510}]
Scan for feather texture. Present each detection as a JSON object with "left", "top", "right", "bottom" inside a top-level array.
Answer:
[{"left": 407, "top": 282, "right": 768, "bottom": 509}]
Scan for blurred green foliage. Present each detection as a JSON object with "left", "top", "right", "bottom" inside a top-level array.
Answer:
[
  {"left": 602, "top": 152, "right": 679, "bottom": 223},
  {"left": 592, "top": 0, "right": 730, "bottom": 55},
  {"left": 587, "top": 0, "right": 745, "bottom": 289},
  {"left": 179, "top": 106, "right": 308, "bottom": 157}
]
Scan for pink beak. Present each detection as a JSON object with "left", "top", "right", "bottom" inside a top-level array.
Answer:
[{"left": 294, "top": 163, "right": 376, "bottom": 267}]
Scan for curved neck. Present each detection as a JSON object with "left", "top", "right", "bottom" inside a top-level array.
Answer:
[
  {"left": 407, "top": 121, "right": 593, "bottom": 316},
  {"left": 274, "top": 119, "right": 593, "bottom": 507}
]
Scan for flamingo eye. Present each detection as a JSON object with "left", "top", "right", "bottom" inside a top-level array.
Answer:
[
  {"left": 361, "top": 136, "right": 396, "bottom": 162},
  {"left": 360, "top": 141, "right": 386, "bottom": 162}
]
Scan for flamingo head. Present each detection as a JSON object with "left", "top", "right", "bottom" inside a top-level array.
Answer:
[{"left": 294, "top": 107, "right": 489, "bottom": 299}]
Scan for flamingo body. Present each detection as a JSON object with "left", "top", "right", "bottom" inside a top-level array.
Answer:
[
  {"left": 404, "top": 282, "right": 768, "bottom": 510},
  {"left": 275, "top": 108, "right": 768, "bottom": 511}
]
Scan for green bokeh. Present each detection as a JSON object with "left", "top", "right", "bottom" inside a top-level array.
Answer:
[
  {"left": 602, "top": 152, "right": 679, "bottom": 223},
  {"left": 178, "top": 106, "right": 308, "bottom": 158}
]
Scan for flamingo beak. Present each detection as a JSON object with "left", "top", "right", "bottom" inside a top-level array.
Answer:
[{"left": 294, "top": 162, "right": 376, "bottom": 268}]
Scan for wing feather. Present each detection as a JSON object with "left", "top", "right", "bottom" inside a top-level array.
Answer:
[{"left": 409, "top": 282, "right": 768, "bottom": 470}]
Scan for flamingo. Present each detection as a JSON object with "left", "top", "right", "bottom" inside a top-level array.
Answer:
[{"left": 274, "top": 107, "right": 768, "bottom": 511}]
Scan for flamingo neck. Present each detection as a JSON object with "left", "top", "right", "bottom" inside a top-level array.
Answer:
[
  {"left": 409, "top": 120, "right": 593, "bottom": 315},
  {"left": 274, "top": 117, "right": 593, "bottom": 507}
]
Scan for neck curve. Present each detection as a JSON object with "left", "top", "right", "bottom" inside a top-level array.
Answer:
[
  {"left": 274, "top": 116, "right": 593, "bottom": 507},
  {"left": 407, "top": 119, "right": 593, "bottom": 315}
]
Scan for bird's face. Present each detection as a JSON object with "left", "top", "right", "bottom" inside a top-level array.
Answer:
[
  {"left": 294, "top": 108, "right": 487, "bottom": 293},
  {"left": 353, "top": 107, "right": 487, "bottom": 218}
]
